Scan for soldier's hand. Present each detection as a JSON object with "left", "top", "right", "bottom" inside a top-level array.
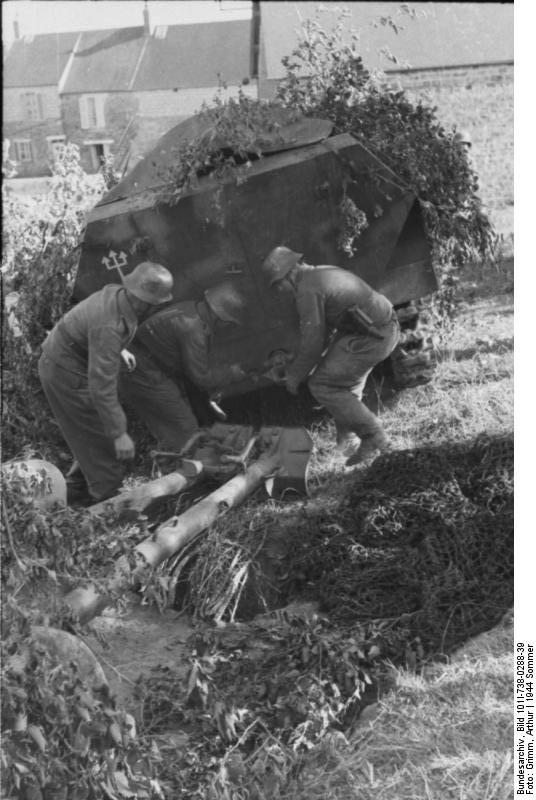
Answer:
[
  {"left": 285, "top": 376, "right": 300, "bottom": 395},
  {"left": 114, "top": 433, "right": 135, "bottom": 460},
  {"left": 121, "top": 349, "right": 136, "bottom": 372}
]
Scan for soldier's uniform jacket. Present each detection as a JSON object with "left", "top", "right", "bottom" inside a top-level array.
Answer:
[
  {"left": 287, "top": 265, "right": 394, "bottom": 384},
  {"left": 135, "top": 300, "right": 236, "bottom": 390},
  {"left": 42, "top": 285, "right": 138, "bottom": 439}
]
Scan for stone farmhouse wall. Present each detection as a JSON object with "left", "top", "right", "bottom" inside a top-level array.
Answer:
[
  {"left": 389, "top": 63, "right": 514, "bottom": 238},
  {"left": 130, "top": 82, "right": 259, "bottom": 163}
]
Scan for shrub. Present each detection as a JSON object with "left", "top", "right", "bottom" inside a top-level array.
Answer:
[
  {"left": 275, "top": 7, "right": 498, "bottom": 314},
  {"left": 2, "top": 144, "right": 106, "bottom": 458}
]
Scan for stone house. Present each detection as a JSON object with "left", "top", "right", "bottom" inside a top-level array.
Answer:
[
  {"left": 3, "top": 31, "right": 78, "bottom": 177},
  {"left": 257, "top": 1, "right": 514, "bottom": 235},
  {"left": 3, "top": 8, "right": 256, "bottom": 177}
]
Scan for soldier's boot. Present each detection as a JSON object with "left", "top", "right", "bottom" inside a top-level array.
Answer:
[
  {"left": 65, "top": 461, "right": 93, "bottom": 506},
  {"left": 346, "top": 430, "right": 391, "bottom": 466},
  {"left": 66, "top": 481, "right": 93, "bottom": 507},
  {"left": 334, "top": 425, "right": 359, "bottom": 455}
]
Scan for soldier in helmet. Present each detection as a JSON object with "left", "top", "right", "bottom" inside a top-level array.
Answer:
[
  {"left": 120, "top": 279, "right": 248, "bottom": 453},
  {"left": 262, "top": 247, "right": 400, "bottom": 465},
  {"left": 38, "top": 261, "right": 174, "bottom": 503},
  {"left": 457, "top": 129, "right": 472, "bottom": 149}
]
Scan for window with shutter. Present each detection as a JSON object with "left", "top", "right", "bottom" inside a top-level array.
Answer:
[
  {"left": 87, "top": 97, "right": 97, "bottom": 128},
  {"left": 79, "top": 95, "right": 105, "bottom": 129},
  {"left": 14, "top": 140, "right": 33, "bottom": 162},
  {"left": 79, "top": 96, "right": 89, "bottom": 129},
  {"left": 96, "top": 96, "right": 106, "bottom": 128}
]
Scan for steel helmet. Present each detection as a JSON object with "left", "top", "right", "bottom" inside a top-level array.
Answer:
[
  {"left": 262, "top": 246, "right": 303, "bottom": 286},
  {"left": 458, "top": 129, "right": 472, "bottom": 148},
  {"left": 123, "top": 261, "right": 173, "bottom": 305},
  {"left": 204, "top": 281, "right": 246, "bottom": 325}
]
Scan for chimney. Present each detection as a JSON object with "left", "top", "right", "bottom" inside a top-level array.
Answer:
[
  {"left": 14, "top": 19, "right": 20, "bottom": 39},
  {"left": 250, "top": 1, "right": 260, "bottom": 79},
  {"left": 143, "top": 2, "right": 150, "bottom": 35}
]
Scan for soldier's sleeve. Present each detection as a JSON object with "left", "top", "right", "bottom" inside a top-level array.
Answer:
[
  {"left": 182, "top": 322, "right": 239, "bottom": 390},
  {"left": 87, "top": 325, "right": 128, "bottom": 439},
  {"left": 286, "top": 290, "right": 327, "bottom": 383}
]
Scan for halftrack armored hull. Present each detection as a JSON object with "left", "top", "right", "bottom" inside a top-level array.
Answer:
[{"left": 74, "top": 112, "right": 437, "bottom": 396}]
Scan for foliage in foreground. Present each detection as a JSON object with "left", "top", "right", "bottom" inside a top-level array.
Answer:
[
  {"left": 2, "top": 145, "right": 107, "bottom": 458},
  {"left": 1, "top": 609, "right": 159, "bottom": 800},
  {"left": 0, "top": 467, "right": 163, "bottom": 799}
]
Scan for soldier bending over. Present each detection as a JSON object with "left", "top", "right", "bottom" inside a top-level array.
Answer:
[{"left": 262, "top": 247, "right": 400, "bottom": 465}]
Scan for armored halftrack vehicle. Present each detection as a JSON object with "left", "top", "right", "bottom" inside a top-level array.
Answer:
[{"left": 74, "top": 108, "right": 438, "bottom": 395}]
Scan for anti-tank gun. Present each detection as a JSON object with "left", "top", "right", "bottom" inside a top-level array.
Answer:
[{"left": 74, "top": 106, "right": 438, "bottom": 396}]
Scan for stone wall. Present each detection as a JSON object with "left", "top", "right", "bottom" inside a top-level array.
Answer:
[
  {"left": 390, "top": 63, "right": 514, "bottom": 239},
  {"left": 128, "top": 116, "right": 189, "bottom": 166},
  {"left": 136, "top": 82, "right": 258, "bottom": 118}
]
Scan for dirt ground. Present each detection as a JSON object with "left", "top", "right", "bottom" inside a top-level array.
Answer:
[{"left": 83, "top": 600, "right": 193, "bottom": 714}]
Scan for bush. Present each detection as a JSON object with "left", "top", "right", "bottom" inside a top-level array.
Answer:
[
  {"left": 275, "top": 7, "right": 498, "bottom": 313},
  {"left": 2, "top": 145, "right": 106, "bottom": 458}
]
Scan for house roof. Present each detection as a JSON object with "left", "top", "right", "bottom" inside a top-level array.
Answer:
[
  {"left": 4, "top": 32, "right": 79, "bottom": 87},
  {"left": 4, "top": 19, "right": 253, "bottom": 94},
  {"left": 131, "top": 20, "right": 252, "bottom": 91},
  {"left": 260, "top": 1, "right": 514, "bottom": 79},
  {"left": 61, "top": 27, "right": 146, "bottom": 93}
]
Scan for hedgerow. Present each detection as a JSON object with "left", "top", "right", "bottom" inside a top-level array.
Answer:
[{"left": 2, "top": 144, "right": 106, "bottom": 458}]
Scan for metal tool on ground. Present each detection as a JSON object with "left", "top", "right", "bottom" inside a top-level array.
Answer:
[
  {"left": 220, "top": 436, "right": 258, "bottom": 469},
  {"left": 62, "top": 425, "right": 313, "bottom": 624}
]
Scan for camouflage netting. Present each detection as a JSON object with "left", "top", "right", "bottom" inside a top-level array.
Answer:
[
  {"left": 177, "top": 432, "right": 513, "bottom": 659},
  {"left": 286, "top": 433, "right": 514, "bottom": 651}
]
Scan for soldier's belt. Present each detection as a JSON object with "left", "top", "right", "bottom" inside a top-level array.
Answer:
[{"left": 338, "top": 305, "right": 388, "bottom": 340}]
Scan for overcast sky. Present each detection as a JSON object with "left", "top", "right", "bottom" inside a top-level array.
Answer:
[{"left": 2, "top": 0, "right": 252, "bottom": 41}]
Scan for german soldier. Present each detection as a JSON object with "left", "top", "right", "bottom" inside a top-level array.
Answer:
[
  {"left": 38, "top": 261, "right": 174, "bottom": 503},
  {"left": 120, "top": 280, "right": 248, "bottom": 461},
  {"left": 262, "top": 247, "right": 400, "bottom": 465}
]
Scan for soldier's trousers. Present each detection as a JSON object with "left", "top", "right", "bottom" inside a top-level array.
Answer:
[
  {"left": 118, "top": 349, "right": 199, "bottom": 454},
  {"left": 308, "top": 317, "right": 400, "bottom": 440},
  {"left": 38, "top": 353, "right": 125, "bottom": 501}
]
